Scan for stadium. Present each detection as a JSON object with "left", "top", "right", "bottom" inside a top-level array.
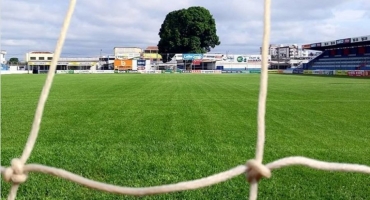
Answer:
[
  {"left": 1, "top": 1, "right": 370, "bottom": 200},
  {"left": 301, "top": 35, "right": 370, "bottom": 76},
  {"left": 3, "top": 35, "right": 370, "bottom": 77}
]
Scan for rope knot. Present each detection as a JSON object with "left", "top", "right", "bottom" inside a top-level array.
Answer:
[
  {"left": 246, "top": 159, "right": 271, "bottom": 183},
  {"left": 3, "top": 158, "right": 28, "bottom": 184}
]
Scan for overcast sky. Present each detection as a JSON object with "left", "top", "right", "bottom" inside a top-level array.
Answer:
[{"left": 1, "top": 0, "right": 370, "bottom": 60}]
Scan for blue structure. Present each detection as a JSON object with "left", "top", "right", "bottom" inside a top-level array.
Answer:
[
  {"left": 303, "top": 35, "right": 370, "bottom": 71},
  {"left": 1, "top": 63, "right": 9, "bottom": 71}
]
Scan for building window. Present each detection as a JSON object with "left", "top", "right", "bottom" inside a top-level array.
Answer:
[
  {"left": 30, "top": 57, "right": 36, "bottom": 60},
  {"left": 47, "top": 57, "right": 53, "bottom": 60},
  {"left": 39, "top": 57, "right": 45, "bottom": 60}
]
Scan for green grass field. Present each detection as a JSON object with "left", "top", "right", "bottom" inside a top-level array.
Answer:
[{"left": 1, "top": 74, "right": 370, "bottom": 200}]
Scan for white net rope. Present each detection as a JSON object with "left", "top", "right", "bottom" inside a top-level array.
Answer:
[{"left": 1, "top": 0, "right": 370, "bottom": 199}]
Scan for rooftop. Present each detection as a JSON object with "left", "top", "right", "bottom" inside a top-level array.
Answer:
[
  {"left": 145, "top": 46, "right": 158, "bottom": 50},
  {"left": 29, "top": 51, "right": 53, "bottom": 54}
]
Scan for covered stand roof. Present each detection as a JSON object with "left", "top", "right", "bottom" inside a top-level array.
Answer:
[{"left": 302, "top": 35, "right": 370, "bottom": 51}]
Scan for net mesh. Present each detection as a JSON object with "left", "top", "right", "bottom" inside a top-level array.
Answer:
[{"left": 1, "top": 0, "right": 370, "bottom": 200}]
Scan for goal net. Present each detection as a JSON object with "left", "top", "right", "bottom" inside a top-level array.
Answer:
[{"left": 1, "top": 1, "right": 370, "bottom": 200}]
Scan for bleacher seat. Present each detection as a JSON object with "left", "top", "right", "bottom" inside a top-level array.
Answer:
[{"left": 307, "top": 49, "right": 370, "bottom": 70}]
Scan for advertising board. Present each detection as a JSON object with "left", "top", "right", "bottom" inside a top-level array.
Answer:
[
  {"left": 95, "top": 70, "right": 115, "bottom": 74},
  {"left": 336, "top": 39, "right": 344, "bottom": 44},
  {"left": 302, "top": 44, "right": 311, "bottom": 49},
  {"left": 137, "top": 59, "right": 146, "bottom": 66},
  {"left": 182, "top": 54, "right": 203, "bottom": 60},
  {"left": 347, "top": 70, "right": 365, "bottom": 77},
  {"left": 344, "top": 38, "right": 351, "bottom": 43},
  {"left": 292, "top": 68, "right": 304, "bottom": 74},
  {"left": 192, "top": 59, "right": 202, "bottom": 65},
  {"left": 312, "top": 70, "right": 334, "bottom": 75},
  {"left": 74, "top": 70, "right": 91, "bottom": 74},
  {"left": 114, "top": 59, "right": 132, "bottom": 70},
  {"left": 335, "top": 70, "right": 347, "bottom": 76}
]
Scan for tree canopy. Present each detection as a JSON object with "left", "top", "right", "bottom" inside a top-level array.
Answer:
[
  {"left": 158, "top": 6, "right": 221, "bottom": 63},
  {"left": 9, "top": 57, "right": 19, "bottom": 65}
]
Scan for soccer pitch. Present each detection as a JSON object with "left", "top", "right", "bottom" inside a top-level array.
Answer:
[{"left": 1, "top": 74, "right": 369, "bottom": 199}]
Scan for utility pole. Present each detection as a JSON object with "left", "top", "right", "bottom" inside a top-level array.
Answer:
[{"left": 100, "top": 49, "right": 102, "bottom": 70}]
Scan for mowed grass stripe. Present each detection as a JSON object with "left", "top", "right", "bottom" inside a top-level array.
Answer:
[{"left": 1, "top": 74, "right": 369, "bottom": 200}]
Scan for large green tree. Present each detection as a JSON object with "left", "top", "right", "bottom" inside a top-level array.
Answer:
[
  {"left": 8, "top": 57, "right": 19, "bottom": 65},
  {"left": 158, "top": 6, "right": 221, "bottom": 63}
]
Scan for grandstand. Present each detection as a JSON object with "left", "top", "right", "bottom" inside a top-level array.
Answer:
[{"left": 302, "top": 35, "right": 370, "bottom": 70}]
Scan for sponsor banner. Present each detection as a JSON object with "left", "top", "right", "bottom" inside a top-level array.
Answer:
[
  {"left": 114, "top": 59, "right": 133, "bottom": 70},
  {"left": 292, "top": 68, "right": 304, "bottom": 74},
  {"left": 200, "top": 70, "right": 221, "bottom": 74},
  {"left": 277, "top": 69, "right": 284, "bottom": 74},
  {"left": 202, "top": 54, "right": 223, "bottom": 61},
  {"left": 162, "top": 69, "right": 173, "bottom": 74},
  {"left": 115, "top": 53, "right": 141, "bottom": 60},
  {"left": 365, "top": 71, "right": 370, "bottom": 77},
  {"left": 56, "top": 70, "right": 68, "bottom": 74},
  {"left": 115, "top": 70, "right": 126, "bottom": 73},
  {"left": 137, "top": 59, "right": 146, "bottom": 66},
  {"left": 192, "top": 59, "right": 202, "bottom": 65},
  {"left": 335, "top": 70, "right": 347, "bottom": 76},
  {"left": 312, "top": 70, "right": 334, "bottom": 75},
  {"left": 249, "top": 70, "right": 261, "bottom": 74},
  {"left": 283, "top": 69, "right": 293, "bottom": 74},
  {"left": 303, "top": 70, "right": 312, "bottom": 74},
  {"left": 347, "top": 70, "right": 365, "bottom": 77},
  {"left": 68, "top": 62, "right": 80, "bottom": 66},
  {"left": 302, "top": 44, "right": 311, "bottom": 49},
  {"left": 201, "top": 70, "right": 214, "bottom": 74},
  {"left": 95, "top": 70, "right": 115, "bottom": 73},
  {"left": 138, "top": 70, "right": 161, "bottom": 74},
  {"left": 58, "top": 70, "right": 116, "bottom": 74},
  {"left": 183, "top": 54, "right": 203, "bottom": 60},
  {"left": 1, "top": 71, "right": 29, "bottom": 75},
  {"left": 28, "top": 62, "right": 51, "bottom": 65},
  {"left": 113, "top": 70, "right": 139, "bottom": 74},
  {"left": 74, "top": 70, "right": 91, "bottom": 74},
  {"left": 56, "top": 70, "right": 75, "bottom": 74},
  {"left": 344, "top": 38, "right": 351, "bottom": 43},
  {"left": 189, "top": 70, "right": 222, "bottom": 74},
  {"left": 236, "top": 55, "right": 247, "bottom": 62},
  {"left": 336, "top": 39, "right": 344, "bottom": 44}
]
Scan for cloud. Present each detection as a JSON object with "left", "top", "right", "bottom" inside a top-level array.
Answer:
[{"left": 1, "top": 0, "right": 370, "bottom": 60}]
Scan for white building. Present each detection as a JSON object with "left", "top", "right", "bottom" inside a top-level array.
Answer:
[
  {"left": 113, "top": 47, "right": 142, "bottom": 59},
  {"left": 25, "top": 51, "right": 99, "bottom": 71},
  {"left": 260, "top": 44, "right": 309, "bottom": 59},
  {"left": 1, "top": 50, "right": 7, "bottom": 64}
]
